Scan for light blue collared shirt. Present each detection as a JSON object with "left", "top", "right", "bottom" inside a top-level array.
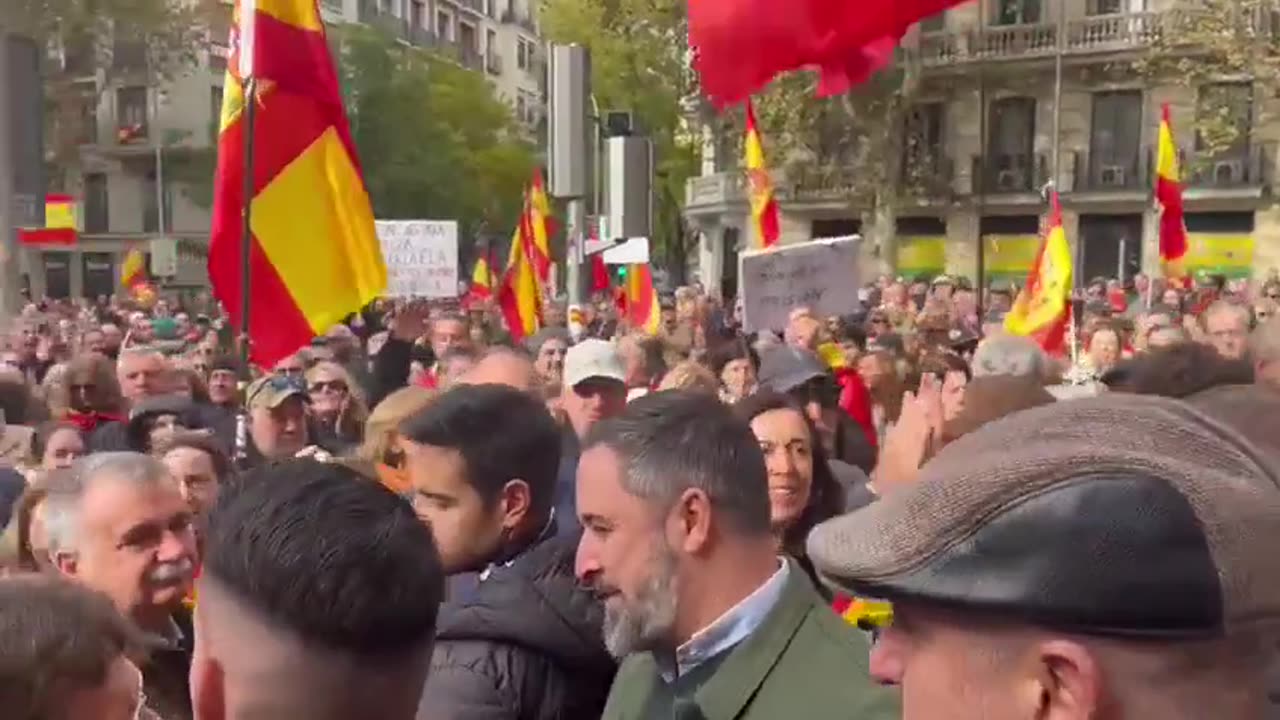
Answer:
[{"left": 658, "top": 559, "right": 790, "bottom": 683}]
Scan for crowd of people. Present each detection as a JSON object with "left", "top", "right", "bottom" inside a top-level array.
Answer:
[{"left": 1, "top": 266, "right": 1279, "bottom": 720}]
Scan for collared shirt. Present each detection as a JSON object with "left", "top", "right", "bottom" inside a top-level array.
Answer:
[{"left": 658, "top": 559, "right": 790, "bottom": 683}]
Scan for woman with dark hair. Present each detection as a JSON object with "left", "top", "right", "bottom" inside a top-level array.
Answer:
[
  {"left": 708, "top": 339, "right": 759, "bottom": 404},
  {"left": 733, "top": 390, "right": 844, "bottom": 592}
]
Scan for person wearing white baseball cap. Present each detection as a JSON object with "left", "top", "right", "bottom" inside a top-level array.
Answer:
[{"left": 555, "top": 339, "right": 628, "bottom": 539}]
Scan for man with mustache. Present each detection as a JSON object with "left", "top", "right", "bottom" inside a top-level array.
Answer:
[
  {"left": 44, "top": 452, "right": 200, "bottom": 720},
  {"left": 575, "top": 391, "right": 899, "bottom": 719}
]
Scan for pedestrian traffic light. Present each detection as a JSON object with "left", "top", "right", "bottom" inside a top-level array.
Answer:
[{"left": 616, "top": 265, "right": 628, "bottom": 281}]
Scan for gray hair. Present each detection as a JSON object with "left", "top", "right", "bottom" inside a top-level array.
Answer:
[
  {"left": 972, "top": 334, "right": 1048, "bottom": 381},
  {"left": 43, "top": 452, "right": 173, "bottom": 555},
  {"left": 581, "top": 390, "right": 771, "bottom": 536},
  {"left": 1201, "top": 300, "right": 1250, "bottom": 331}
]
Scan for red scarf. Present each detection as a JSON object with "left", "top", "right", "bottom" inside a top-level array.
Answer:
[{"left": 63, "top": 411, "right": 125, "bottom": 433}]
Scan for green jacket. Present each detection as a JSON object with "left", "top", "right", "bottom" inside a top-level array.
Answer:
[{"left": 601, "top": 562, "right": 901, "bottom": 720}]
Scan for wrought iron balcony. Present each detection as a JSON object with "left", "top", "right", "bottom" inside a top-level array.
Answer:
[
  {"left": 1069, "top": 149, "right": 1151, "bottom": 193},
  {"left": 970, "top": 153, "right": 1048, "bottom": 195},
  {"left": 1183, "top": 143, "right": 1274, "bottom": 190},
  {"left": 685, "top": 172, "right": 746, "bottom": 209},
  {"left": 901, "top": 152, "right": 955, "bottom": 198}
]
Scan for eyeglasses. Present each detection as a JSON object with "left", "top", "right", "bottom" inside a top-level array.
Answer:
[{"left": 309, "top": 380, "right": 349, "bottom": 394}]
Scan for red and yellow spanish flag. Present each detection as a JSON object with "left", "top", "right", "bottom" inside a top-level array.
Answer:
[
  {"left": 832, "top": 594, "right": 893, "bottom": 630},
  {"left": 625, "top": 264, "right": 661, "bottom": 335},
  {"left": 526, "top": 169, "right": 555, "bottom": 283},
  {"left": 209, "top": 0, "right": 386, "bottom": 367},
  {"left": 121, "top": 247, "right": 148, "bottom": 289},
  {"left": 745, "top": 100, "right": 781, "bottom": 249},
  {"left": 1156, "top": 103, "right": 1189, "bottom": 287},
  {"left": 469, "top": 253, "right": 496, "bottom": 301},
  {"left": 498, "top": 183, "right": 548, "bottom": 342},
  {"left": 18, "top": 195, "right": 78, "bottom": 246},
  {"left": 1004, "top": 190, "right": 1072, "bottom": 356}
]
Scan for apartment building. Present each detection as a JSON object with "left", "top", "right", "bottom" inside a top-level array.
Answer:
[
  {"left": 328, "top": 0, "right": 546, "bottom": 129},
  {"left": 684, "top": 0, "right": 1280, "bottom": 297},
  {"left": 20, "top": 0, "right": 543, "bottom": 299}
]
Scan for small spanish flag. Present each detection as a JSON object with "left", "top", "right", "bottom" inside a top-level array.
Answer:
[
  {"left": 1155, "top": 103, "right": 1189, "bottom": 288},
  {"left": 832, "top": 594, "right": 893, "bottom": 630}
]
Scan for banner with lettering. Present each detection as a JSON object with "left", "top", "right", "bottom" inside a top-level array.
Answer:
[{"left": 375, "top": 220, "right": 459, "bottom": 298}]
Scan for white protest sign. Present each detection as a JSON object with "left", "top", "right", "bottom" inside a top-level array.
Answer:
[
  {"left": 376, "top": 220, "right": 459, "bottom": 298},
  {"left": 740, "top": 235, "right": 862, "bottom": 332}
]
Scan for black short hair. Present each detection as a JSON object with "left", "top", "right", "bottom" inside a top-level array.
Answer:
[
  {"left": 1103, "top": 342, "right": 1255, "bottom": 398},
  {"left": 0, "top": 576, "right": 146, "bottom": 717},
  {"left": 203, "top": 459, "right": 443, "bottom": 661},
  {"left": 583, "top": 390, "right": 772, "bottom": 536},
  {"left": 398, "top": 384, "right": 560, "bottom": 516}
]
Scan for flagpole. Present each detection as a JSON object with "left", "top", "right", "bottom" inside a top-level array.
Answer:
[
  {"left": 239, "top": 76, "right": 256, "bottom": 375},
  {"left": 975, "top": 0, "right": 987, "bottom": 319}
]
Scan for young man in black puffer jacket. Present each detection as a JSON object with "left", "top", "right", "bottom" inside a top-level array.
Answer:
[{"left": 401, "top": 384, "right": 615, "bottom": 720}]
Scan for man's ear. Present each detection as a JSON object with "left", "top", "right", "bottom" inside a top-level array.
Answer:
[
  {"left": 53, "top": 550, "right": 78, "bottom": 578},
  {"left": 500, "top": 479, "right": 532, "bottom": 530},
  {"left": 192, "top": 656, "right": 226, "bottom": 720}
]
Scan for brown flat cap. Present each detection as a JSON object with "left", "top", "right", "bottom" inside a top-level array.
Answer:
[{"left": 809, "top": 393, "right": 1280, "bottom": 639}]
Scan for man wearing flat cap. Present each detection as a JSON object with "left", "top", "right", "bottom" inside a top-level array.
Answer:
[{"left": 810, "top": 393, "right": 1280, "bottom": 720}]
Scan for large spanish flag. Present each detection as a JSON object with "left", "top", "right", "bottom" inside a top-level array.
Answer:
[
  {"left": 744, "top": 100, "right": 781, "bottom": 249},
  {"left": 1004, "top": 190, "right": 1072, "bottom": 356},
  {"left": 625, "top": 264, "right": 661, "bottom": 335},
  {"left": 209, "top": 0, "right": 386, "bottom": 367},
  {"left": 17, "top": 195, "right": 78, "bottom": 246},
  {"left": 121, "top": 246, "right": 148, "bottom": 290},
  {"left": 1155, "top": 103, "right": 1189, "bottom": 287}
]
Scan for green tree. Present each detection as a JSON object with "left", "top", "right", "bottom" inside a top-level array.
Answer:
[
  {"left": 539, "top": 0, "right": 700, "bottom": 280},
  {"left": 1138, "top": 0, "right": 1280, "bottom": 156},
  {"left": 10, "top": 0, "right": 218, "bottom": 188},
  {"left": 336, "top": 25, "right": 535, "bottom": 259}
]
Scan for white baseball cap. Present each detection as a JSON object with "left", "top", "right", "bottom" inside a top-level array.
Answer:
[{"left": 563, "top": 339, "right": 626, "bottom": 389}]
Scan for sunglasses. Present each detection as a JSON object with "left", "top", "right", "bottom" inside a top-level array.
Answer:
[{"left": 309, "top": 380, "right": 348, "bottom": 394}]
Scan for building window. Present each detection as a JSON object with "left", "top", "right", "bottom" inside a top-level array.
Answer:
[
  {"left": 517, "top": 37, "right": 532, "bottom": 70},
  {"left": 44, "top": 252, "right": 72, "bottom": 299},
  {"left": 993, "top": 0, "right": 1041, "bottom": 25},
  {"left": 83, "top": 173, "right": 109, "bottom": 233},
  {"left": 437, "top": 11, "right": 452, "bottom": 40},
  {"left": 516, "top": 94, "right": 527, "bottom": 122},
  {"left": 116, "top": 86, "right": 149, "bottom": 141},
  {"left": 410, "top": 0, "right": 425, "bottom": 29},
  {"left": 1088, "top": 90, "right": 1142, "bottom": 188},
  {"left": 1088, "top": 0, "right": 1124, "bottom": 15},
  {"left": 985, "top": 96, "right": 1037, "bottom": 191}
]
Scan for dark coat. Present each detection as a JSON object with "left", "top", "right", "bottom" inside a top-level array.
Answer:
[
  {"left": 417, "top": 533, "right": 615, "bottom": 720},
  {"left": 601, "top": 560, "right": 900, "bottom": 720}
]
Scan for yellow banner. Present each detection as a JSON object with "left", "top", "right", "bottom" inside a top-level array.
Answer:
[
  {"left": 983, "top": 234, "right": 1040, "bottom": 278},
  {"left": 897, "top": 235, "right": 946, "bottom": 276},
  {"left": 1185, "top": 233, "right": 1252, "bottom": 277}
]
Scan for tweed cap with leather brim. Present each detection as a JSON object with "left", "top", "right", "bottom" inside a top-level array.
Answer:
[{"left": 808, "top": 393, "right": 1280, "bottom": 639}]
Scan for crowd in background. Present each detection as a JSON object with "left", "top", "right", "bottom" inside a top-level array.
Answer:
[{"left": 1, "top": 265, "right": 1280, "bottom": 719}]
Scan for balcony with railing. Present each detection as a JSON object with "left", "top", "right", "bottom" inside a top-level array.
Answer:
[
  {"left": 901, "top": 151, "right": 955, "bottom": 199},
  {"left": 1183, "top": 143, "right": 1274, "bottom": 192},
  {"left": 685, "top": 172, "right": 746, "bottom": 210},
  {"left": 970, "top": 153, "right": 1049, "bottom": 195},
  {"left": 788, "top": 166, "right": 862, "bottom": 203},
  {"left": 901, "top": 9, "right": 1273, "bottom": 66},
  {"left": 1069, "top": 149, "right": 1151, "bottom": 194}
]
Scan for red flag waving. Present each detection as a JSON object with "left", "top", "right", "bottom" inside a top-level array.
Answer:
[{"left": 690, "top": 0, "right": 968, "bottom": 108}]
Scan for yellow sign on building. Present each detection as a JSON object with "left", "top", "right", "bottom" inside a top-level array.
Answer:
[
  {"left": 897, "top": 235, "right": 946, "bottom": 278},
  {"left": 1184, "top": 233, "right": 1253, "bottom": 278},
  {"left": 983, "top": 234, "right": 1040, "bottom": 281}
]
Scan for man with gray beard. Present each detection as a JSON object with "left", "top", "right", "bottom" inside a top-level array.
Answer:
[
  {"left": 575, "top": 391, "right": 899, "bottom": 719},
  {"left": 44, "top": 452, "right": 200, "bottom": 719}
]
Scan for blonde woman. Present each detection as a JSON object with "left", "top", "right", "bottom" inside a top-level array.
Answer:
[
  {"left": 304, "top": 361, "right": 367, "bottom": 454},
  {"left": 657, "top": 360, "right": 720, "bottom": 395},
  {"left": 356, "top": 385, "right": 437, "bottom": 495}
]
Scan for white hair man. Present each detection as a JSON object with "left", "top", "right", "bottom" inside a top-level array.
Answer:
[
  {"left": 43, "top": 451, "right": 198, "bottom": 719},
  {"left": 971, "top": 333, "right": 1049, "bottom": 381}
]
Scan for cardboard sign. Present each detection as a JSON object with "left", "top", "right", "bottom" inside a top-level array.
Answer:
[
  {"left": 376, "top": 220, "right": 459, "bottom": 299},
  {"left": 740, "top": 236, "right": 861, "bottom": 332}
]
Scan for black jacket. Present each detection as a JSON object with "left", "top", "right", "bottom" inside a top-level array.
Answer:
[{"left": 417, "top": 533, "right": 615, "bottom": 720}]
